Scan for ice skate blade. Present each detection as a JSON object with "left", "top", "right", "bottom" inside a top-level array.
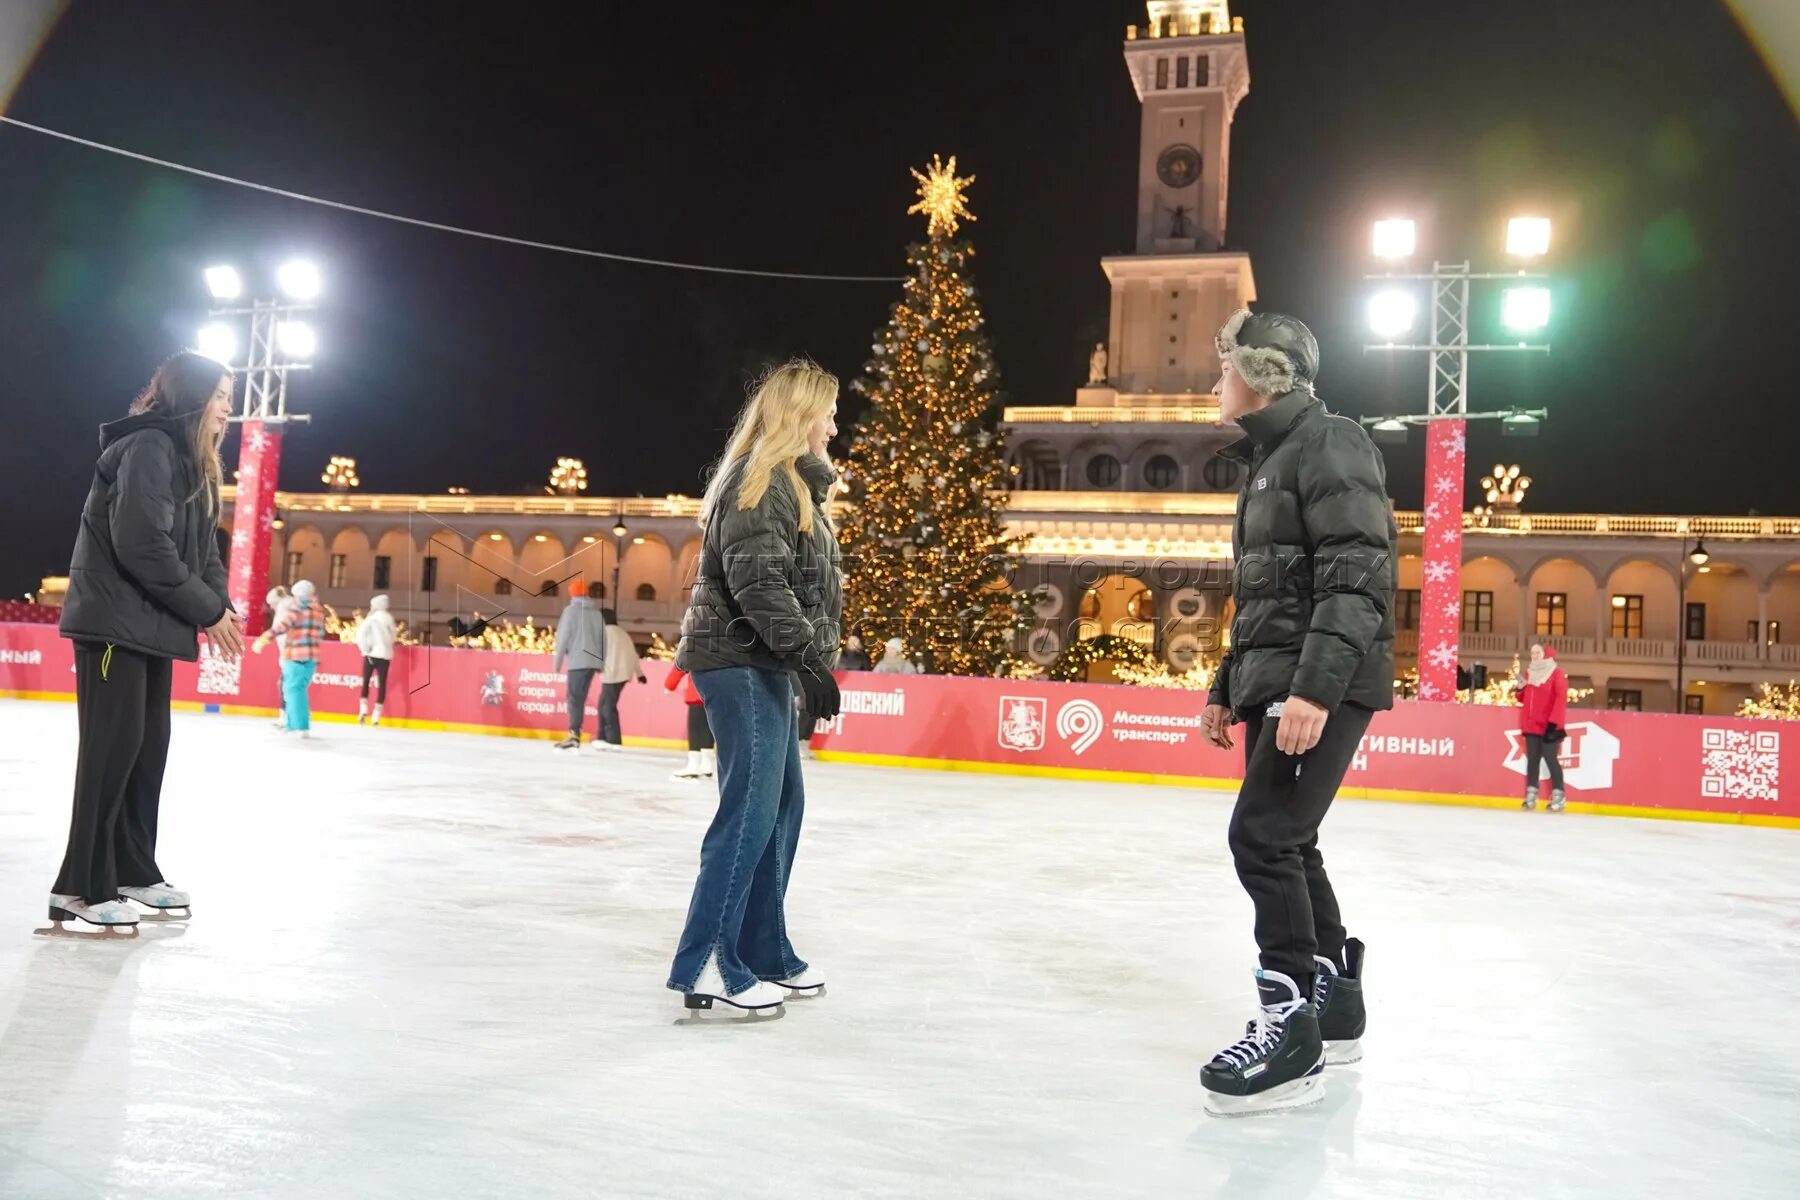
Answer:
[
  {"left": 35, "top": 919, "right": 138, "bottom": 940},
  {"left": 775, "top": 982, "right": 825, "bottom": 999},
  {"left": 1203, "top": 1072, "right": 1325, "bottom": 1118},
  {"left": 1324, "top": 1038, "right": 1362, "bottom": 1066},
  {"left": 675, "top": 992, "right": 785, "bottom": 1025},
  {"left": 132, "top": 906, "right": 192, "bottom": 922}
]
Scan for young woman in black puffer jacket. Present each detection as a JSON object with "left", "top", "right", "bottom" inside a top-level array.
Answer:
[
  {"left": 49, "top": 352, "right": 245, "bottom": 932},
  {"left": 667, "top": 358, "right": 844, "bottom": 1017}
]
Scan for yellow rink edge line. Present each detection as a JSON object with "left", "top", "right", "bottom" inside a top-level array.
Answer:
[{"left": 6, "top": 690, "right": 1794, "bottom": 828}]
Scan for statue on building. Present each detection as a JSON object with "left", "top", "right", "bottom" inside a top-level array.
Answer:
[
  {"left": 1087, "top": 341, "right": 1109, "bottom": 385},
  {"left": 1170, "top": 204, "right": 1191, "bottom": 239}
]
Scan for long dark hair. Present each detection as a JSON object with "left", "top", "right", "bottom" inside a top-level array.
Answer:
[{"left": 128, "top": 351, "right": 231, "bottom": 514}]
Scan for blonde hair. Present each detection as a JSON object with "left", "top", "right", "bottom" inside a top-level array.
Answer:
[{"left": 700, "top": 359, "right": 839, "bottom": 534}]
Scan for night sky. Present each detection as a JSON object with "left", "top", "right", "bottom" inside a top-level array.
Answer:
[{"left": 2, "top": 0, "right": 1795, "bottom": 598}]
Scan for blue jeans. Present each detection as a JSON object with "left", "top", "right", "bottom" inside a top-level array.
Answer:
[
  {"left": 667, "top": 667, "right": 809, "bottom": 996},
  {"left": 282, "top": 659, "right": 318, "bottom": 731}
]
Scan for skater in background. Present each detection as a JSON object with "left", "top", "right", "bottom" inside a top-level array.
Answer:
[
  {"left": 872, "top": 636, "right": 917, "bottom": 675},
  {"left": 355, "top": 593, "right": 398, "bottom": 726},
  {"left": 1197, "top": 309, "right": 1396, "bottom": 1115},
  {"left": 837, "top": 633, "right": 872, "bottom": 672},
  {"left": 51, "top": 350, "right": 243, "bottom": 931},
  {"left": 1518, "top": 642, "right": 1568, "bottom": 812},
  {"left": 668, "top": 358, "right": 844, "bottom": 1017},
  {"left": 595, "top": 606, "right": 645, "bottom": 752},
  {"left": 551, "top": 579, "right": 607, "bottom": 751},
  {"left": 258, "top": 579, "right": 324, "bottom": 737},
  {"left": 664, "top": 665, "right": 716, "bottom": 780},
  {"left": 265, "top": 585, "right": 296, "bottom": 729}
]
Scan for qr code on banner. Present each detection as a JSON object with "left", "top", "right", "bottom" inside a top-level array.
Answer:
[
  {"left": 195, "top": 645, "right": 242, "bottom": 696},
  {"left": 1700, "top": 728, "right": 1779, "bottom": 803}
]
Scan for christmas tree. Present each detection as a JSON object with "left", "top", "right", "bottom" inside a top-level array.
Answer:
[{"left": 839, "top": 155, "right": 1023, "bottom": 676}]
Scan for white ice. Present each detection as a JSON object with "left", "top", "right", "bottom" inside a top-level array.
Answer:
[{"left": 1, "top": 698, "right": 1796, "bottom": 1200}]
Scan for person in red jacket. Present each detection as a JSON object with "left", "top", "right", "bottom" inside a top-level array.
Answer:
[
  {"left": 663, "top": 667, "right": 715, "bottom": 781},
  {"left": 1517, "top": 643, "right": 1568, "bottom": 812}
]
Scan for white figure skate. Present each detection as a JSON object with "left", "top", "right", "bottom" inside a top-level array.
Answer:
[
  {"left": 120, "top": 883, "right": 192, "bottom": 922},
  {"left": 38, "top": 895, "right": 139, "bottom": 939},
  {"left": 773, "top": 966, "right": 826, "bottom": 999},
  {"left": 672, "top": 752, "right": 707, "bottom": 780},
  {"left": 699, "top": 748, "right": 716, "bottom": 778},
  {"left": 370, "top": 704, "right": 383, "bottom": 726},
  {"left": 680, "top": 953, "right": 785, "bottom": 1022}
]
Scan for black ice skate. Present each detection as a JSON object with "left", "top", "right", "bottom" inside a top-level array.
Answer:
[
  {"left": 1313, "top": 938, "right": 1366, "bottom": 1065},
  {"left": 1200, "top": 969, "right": 1325, "bottom": 1117},
  {"left": 553, "top": 735, "right": 581, "bottom": 753}
]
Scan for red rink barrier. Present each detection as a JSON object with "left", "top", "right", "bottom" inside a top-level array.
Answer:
[{"left": 1, "top": 622, "right": 1791, "bottom": 827}]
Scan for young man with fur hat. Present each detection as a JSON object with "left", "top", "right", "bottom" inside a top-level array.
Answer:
[{"left": 1196, "top": 308, "right": 1397, "bottom": 1116}]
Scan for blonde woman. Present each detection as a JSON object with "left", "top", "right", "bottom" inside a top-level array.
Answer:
[
  {"left": 668, "top": 359, "right": 844, "bottom": 1017},
  {"left": 52, "top": 352, "right": 243, "bottom": 932}
]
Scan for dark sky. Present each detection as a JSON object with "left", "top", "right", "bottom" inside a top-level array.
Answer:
[{"left": 2, "top": 0, "right": 1796, "bottom": 598}]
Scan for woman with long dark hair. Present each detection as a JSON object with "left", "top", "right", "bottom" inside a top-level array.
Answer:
[
  {"left": 49, "top": 351, "right": 244, "bottom": 933},
  {"left": 667, "top": 359, "right": 844, "bottom": 1018}
]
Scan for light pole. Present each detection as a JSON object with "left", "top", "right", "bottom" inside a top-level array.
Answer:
[
  {"left": 1360, "top": 217, "right": 1553, "bottom": 701},
  {"left": 610, "top": 520, "right": 629, "bottom": 606},
  {"left": 207, "top": 260, "right": 322, "bottom": 636},
  {"left": 1676, "top": 536, "right": 1709, "bottom": 713}
]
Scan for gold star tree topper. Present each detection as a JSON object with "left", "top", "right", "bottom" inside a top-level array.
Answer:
[{"left": 908, "top": 154, "right": 976, "bottom": 238}]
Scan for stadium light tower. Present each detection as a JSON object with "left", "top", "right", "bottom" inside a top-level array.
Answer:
[
  {"left": 204, "top": 258, "right": 324, "bottom": 638},
  {"left": 1358, "top": 218, "right": 1553, "bottom": 701}
]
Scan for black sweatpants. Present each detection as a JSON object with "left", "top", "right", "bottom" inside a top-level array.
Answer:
[
  {"left": 54, "top": 644, "right": 173, "bottom": 903},
  {"left": 361, "top": 656, "right": 391, "bottom": 704},
  {"left": 1524, "top": 734, "right": 1564, "bottom": 791},
  {"left": 566, "top": 668, "right": 597, "bottom": 738},
  {"left": 1228, "top": 700, "right": 1375, "bottom": 988},
  {"left": 686, "top": 704, "right": 715, "bottom": 751},
  {"left": 599, "top": 681, "right": 625, "bottom": 745}
]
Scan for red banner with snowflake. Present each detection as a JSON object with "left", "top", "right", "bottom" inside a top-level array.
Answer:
[
  {"left": 1418, "top": 418, "right": 1466, "bottom": 701},
  {"left": 227, "top": 420, "right": 283, "bottom": 637}
]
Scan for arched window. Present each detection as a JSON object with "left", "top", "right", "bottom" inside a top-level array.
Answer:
[
  {"left": 1086, "top": 454, "right": 1122, "bottom": 488},
  {"left": 1143, "top": 454, "right": 1179, "bottom": 490},
  {"left": 636, "top": 583, "right": 657, "bottom": 602},
  {"left": 1202, "top": 456, "right": 1240, "bottom": 491}
]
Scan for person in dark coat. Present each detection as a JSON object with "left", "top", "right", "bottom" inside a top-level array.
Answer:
[
  {"left": 1196, "top": 309, "right": 1397, "bottom": 1115},
  {"left": 836, "top": 633, "right": 873, "bottom": 672},
  {"left": 50, "top": 351, "right": 244, "bottom": 932},
  {"left": 666, "top": 358, "right": 844, "bottom": 1017}
]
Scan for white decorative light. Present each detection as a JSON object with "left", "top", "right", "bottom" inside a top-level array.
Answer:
[
  {"left": 204, "top": 265, "right": 243, "bottom": 300},
  {"left": 1372, "top": 218, "right": 1417, "bottom": 260},
  {"left": 278, "top": 321, "right": 318, "bottom": 358},
  {"left": 197, "top": 322, "right": 237, "bottom": 363},
  {"left": 1501, "top": 287, "right": 1551, "bottom": 333},
  {"left": 278, "top": 259, "right": 324, "bottom": 300},
  {"left": 1368, "top": 289, "right": 1418, "bottom": 339},
  {"left": 1506, "top": 217, "right": 1552, "bottom": 258}
]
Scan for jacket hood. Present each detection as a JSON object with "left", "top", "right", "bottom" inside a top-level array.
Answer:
[
  {"left": 370, "top": 594, "right": 390, "bottom": 612},
  {"left": 98, "top": 412, "right": 191, "bottom": 452},
  {"left": 885, "top": 637, "right": 905, "bottom": 653},
  {"left": 292, "top": 580, "right": 317, "bottom": 602},
  {"left": 797, "top": 454, "right": 838, "bottom": 504},
  {"left": 565, "top": 596, "right": 594, "bottom": 609}
]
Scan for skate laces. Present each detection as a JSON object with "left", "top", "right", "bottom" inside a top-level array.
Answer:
[{"left": 1215, "top": 994, "right": 1304, "bottom": 1070}]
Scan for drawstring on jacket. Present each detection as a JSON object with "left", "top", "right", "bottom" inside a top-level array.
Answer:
[{"left": 100, "top": 643, "right": 115, "bottom": 681}]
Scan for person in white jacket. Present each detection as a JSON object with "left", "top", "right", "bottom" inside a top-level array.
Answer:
[
  {"left": 595, "top": 607, "right": 646, "bottom": 752},
  {"left": 872, "top": 636, "right": 919, "bottom": 675},
  {"left": 354, "top": 594, "right": 399, "bottom": 725}
]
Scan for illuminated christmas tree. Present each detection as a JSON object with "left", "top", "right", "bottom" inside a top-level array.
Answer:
[
  {"left": 1738, "top": 680, "right": 1800, "bottom": 720},
  {"left": 839, "top": 155, "right": 1024, "bottom": 676}
]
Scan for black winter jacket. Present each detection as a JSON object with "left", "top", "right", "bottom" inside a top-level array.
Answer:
[
  {"left": 1206, "top": 390, "right": 1396, "bottom": 718},
  {"left": 675, "top": 453, "right": 843, "bottom": 678},
  {"left": 60, "top": 414, "right": 231, "bottom": 661}
]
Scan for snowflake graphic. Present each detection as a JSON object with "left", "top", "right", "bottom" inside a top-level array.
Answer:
[
  {"left": 232, "top": 527, "right": 250, "bottom": 548},
  {"left": 1446, "top": 426, "right": 1466, "bottom": 455},
  {"left": 1418, "top": 680, "right": 1439, "bottom": 700},
  {"left": 1442, "top": 599, "right": 1462, "bottom": 619},
  {"left": 1437, "top": 525, "right": 1461, "bottom": 545},
  {"left": 1433, "top": 476, "right": 1458, "bottom": 497},
  {"left": 1425, "top": 501, "right": 1442, "bottom": 523},
  {"left": 1423, "top": 560, "right": 1453, "bottom": 585},
  {"left": 1426, "top": 641, "right": 1458, "bottom": 670},
  {"left": 261, "top": 510, "right": 275, "bottom": 532},
  {"left": 245, "top": 429, "right": 269, "bottom": 453}
]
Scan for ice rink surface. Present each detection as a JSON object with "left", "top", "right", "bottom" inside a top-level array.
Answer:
[{"left": 1, "top": 698, "right": 1796, "bottom": 1200}]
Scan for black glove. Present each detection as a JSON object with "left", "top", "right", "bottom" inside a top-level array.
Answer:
[
  {"left": 799, "top": 667, "right": 841, "bottom": 722},
  {"left": 637, "top": 674, "right": 647, "bottom": 684}
]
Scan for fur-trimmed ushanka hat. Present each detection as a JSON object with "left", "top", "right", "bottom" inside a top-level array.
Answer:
[{"left": 1215, "top": 308, "right": 1321, "bottom": 397}]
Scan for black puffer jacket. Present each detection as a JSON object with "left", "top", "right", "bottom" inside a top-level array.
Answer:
[
  {"left": 60, "top": 414, "right": 230, "bottom": 661},
  {"left": 1206, "top": 390, "right": 1396, "bottom": 718},
  {"left": 676, "top": 453, "right": 843, "bottom": 678}
]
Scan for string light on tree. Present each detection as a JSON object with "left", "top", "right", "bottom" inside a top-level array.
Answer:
[
  {"left": 548, "top": 457, "right": 589, "bottom": 496},
  {"left": 321, "top": 455, "right": 360, "bottom": 492},
  {"left": 839, "top": 156, "right": 1025, "bottom": 677},
  {"left": 1738, "top": 680, "right": 1800, "bottom": 720}
]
